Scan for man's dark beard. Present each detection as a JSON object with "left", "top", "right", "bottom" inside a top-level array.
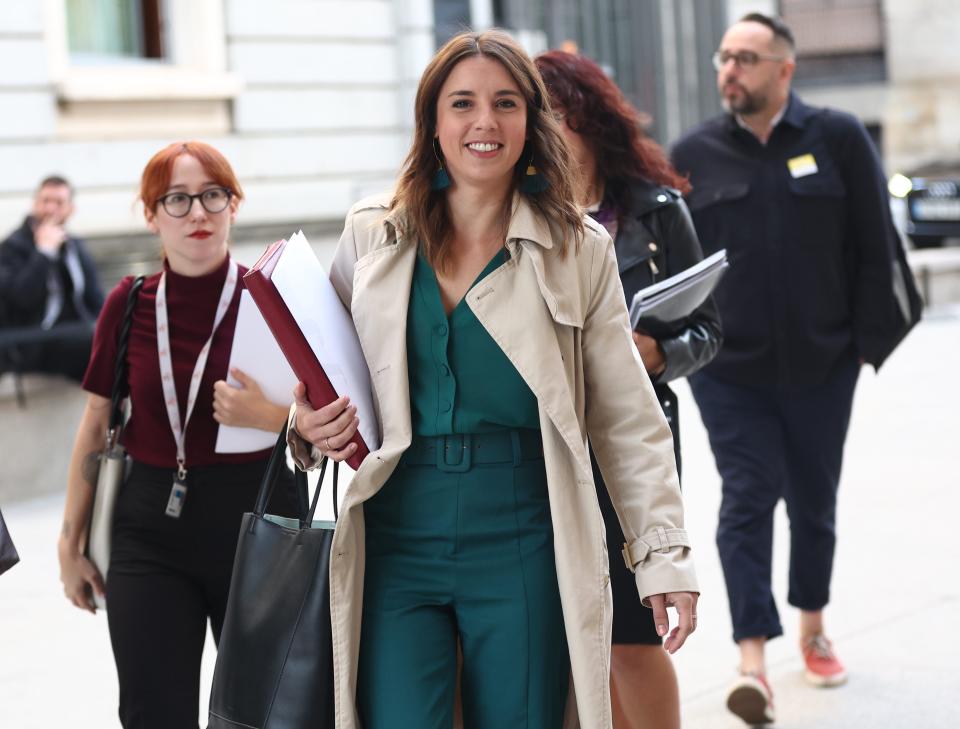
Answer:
[{"left": 722, "top": 84, "right": 766, "bottom": 115}]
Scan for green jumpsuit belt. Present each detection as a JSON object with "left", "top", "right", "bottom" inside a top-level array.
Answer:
[{"left": 357, "top": 250, "right": 570, "bottom": 728}]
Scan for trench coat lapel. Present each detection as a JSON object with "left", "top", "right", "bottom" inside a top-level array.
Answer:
[{"left": 466, "top": 243, "right": 592, "bottom": 478}]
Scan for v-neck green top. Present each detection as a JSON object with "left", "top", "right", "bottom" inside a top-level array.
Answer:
[{"left": 407, "top": 248, "right": 540, "bottom": 436}]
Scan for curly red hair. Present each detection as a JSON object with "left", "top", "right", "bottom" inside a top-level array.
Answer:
[{"left": 535, "top": 51, "right": 691, "bottom": 210}]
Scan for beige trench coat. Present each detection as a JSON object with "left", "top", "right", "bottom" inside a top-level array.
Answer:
[{"left": 290, "top": 193, "right": 699, "bottom": 728}]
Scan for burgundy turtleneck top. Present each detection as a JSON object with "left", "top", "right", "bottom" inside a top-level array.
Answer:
[{"left": 83, "top": 256, "right": 273, "bottom": 468}]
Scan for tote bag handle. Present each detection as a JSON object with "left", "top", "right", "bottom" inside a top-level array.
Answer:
[{"left": 254, "top": 425, "right": 339, "bottom": 528}]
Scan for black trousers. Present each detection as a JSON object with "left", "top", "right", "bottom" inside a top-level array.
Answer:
[
  {"left": 106, "top": 458, "right": 297, "bottom": 729},
  {"left": 689, "top": 357, "right": 859, "bottom": 643},
  {"left": 11, "top": 324, "right": 94, "bottom": 382}
]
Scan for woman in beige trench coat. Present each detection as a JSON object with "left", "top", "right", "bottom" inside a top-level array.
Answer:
[{"left": 290, "top": 30, "right": 699, "bottom": 728}]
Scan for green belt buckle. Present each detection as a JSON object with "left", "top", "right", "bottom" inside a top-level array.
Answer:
[{"left": 436, "top": 433, "right": 472, "bottom": 472}]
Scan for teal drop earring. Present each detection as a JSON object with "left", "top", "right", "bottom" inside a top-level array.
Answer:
[
  {"left": 431, "top": 138, "right": 451, "bottom": 191},
  {"left": 519, "top": 154, "right": 549, "bottom": 194}
]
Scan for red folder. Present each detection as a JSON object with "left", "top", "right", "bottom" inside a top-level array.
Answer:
[{"left": 244, "top": 239, "right": 369, "bottom": 470}]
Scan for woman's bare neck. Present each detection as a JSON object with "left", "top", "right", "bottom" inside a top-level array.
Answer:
[{"left": 446, "top": 183, "right": 511, "bottom": 253}]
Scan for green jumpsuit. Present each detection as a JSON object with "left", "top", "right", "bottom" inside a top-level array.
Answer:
[{"left": 357, "top": 249, "right": 570, "bottom": 728}]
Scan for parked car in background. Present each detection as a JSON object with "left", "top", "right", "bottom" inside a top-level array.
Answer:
[{"left": 888, "top": 163, "right": 960, "bottom": 248}]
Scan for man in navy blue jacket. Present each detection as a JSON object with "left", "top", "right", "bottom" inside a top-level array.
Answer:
[
  {"left": 671, "top": 13, "right": 912, "bottom": 726},
  {"left": 0, "top": 176, "right": 104, "bottom": 382}
]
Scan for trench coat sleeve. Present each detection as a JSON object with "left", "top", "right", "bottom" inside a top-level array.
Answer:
[
  {"left": 287, "top": 209, "right": 362, "bottom": 470},
  {"left": 582, "top": 232, "right": 699, "bottom": 603}
]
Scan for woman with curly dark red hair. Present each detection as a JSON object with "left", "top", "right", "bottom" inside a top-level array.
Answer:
[{"left": 536, "top": 51, "right": 722, "bottom": 729}]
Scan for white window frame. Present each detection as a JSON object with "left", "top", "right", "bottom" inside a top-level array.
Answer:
[{"left": 44, "top": 0, "right": 242, "bottom": 102}]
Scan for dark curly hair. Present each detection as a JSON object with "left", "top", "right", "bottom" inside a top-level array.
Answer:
[{"left": 534, "top": 50, "right": 691, "bottom": 215}]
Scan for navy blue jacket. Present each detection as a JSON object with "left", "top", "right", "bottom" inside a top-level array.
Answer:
[
  {"left": 0, "top": 216, "right": 104, "bottom": 328},
  {"left": 671, "top": 93, "right": 901, "bottom": 385}
]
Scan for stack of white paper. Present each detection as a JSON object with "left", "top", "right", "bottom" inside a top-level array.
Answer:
[
  {"left": 268, "top": 231, "right": 379, "bottom": 453},
  {"left": 215, "top": 291, "right": 298, "bottom": 453},
  {"left": 629, "top": 249, "right": 729, "bottom": 331}
]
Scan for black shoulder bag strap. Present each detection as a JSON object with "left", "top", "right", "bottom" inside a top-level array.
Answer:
[{"left": 107, "top": 276, "right": 145, "bottom": 437}]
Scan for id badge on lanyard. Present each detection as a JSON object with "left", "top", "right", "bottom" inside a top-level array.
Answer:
[
  {"left": 156, "top": 259, "right": 238, "bottom": 518},
  {"left": 165, "top": 470, "right": 188, "bottom": 518}
]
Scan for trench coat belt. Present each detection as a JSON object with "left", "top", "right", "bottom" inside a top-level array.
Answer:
[
  {"left": 400, "top": 429, "right": 544, "bottom": 473},
  {"left": 622, "top": 527, "right": 692, "bottom": 572}
]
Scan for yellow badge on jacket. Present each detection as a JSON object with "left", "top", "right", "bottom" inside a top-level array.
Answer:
[{"left": 787, "top": 153, "right": 818, "bottom": 178}]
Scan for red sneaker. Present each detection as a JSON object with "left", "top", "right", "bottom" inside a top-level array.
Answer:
[
  {"left": 726, "top": 671, "right": 775, "bottom": 725},
  {"left": 802, "top": 634, "right": 848, "bottom": 687}
]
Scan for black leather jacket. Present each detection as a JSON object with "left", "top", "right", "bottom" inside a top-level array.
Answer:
[
  {"left": 602, "top": 180, "right": 723, "bottom": 469},
  {"left": 612, "top": 180, "right": 722, "bottom": 383}
]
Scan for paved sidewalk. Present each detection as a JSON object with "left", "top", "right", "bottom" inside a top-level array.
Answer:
[
  {"left": 1, "top": 307, "right": 957, "bottom": 728},
  {"left": 671, "top": 305, "right": 960, "bottom": 728}
]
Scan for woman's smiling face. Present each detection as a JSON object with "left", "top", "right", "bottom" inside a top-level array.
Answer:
[{"left": 434, "top": 55, "right": 528, "bottom": 193}]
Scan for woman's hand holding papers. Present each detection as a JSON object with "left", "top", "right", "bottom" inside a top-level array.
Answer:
[
  {"left": 293, "top": 382, "right": 360, "bottom": 462},
  {"left": 213, "top": 368, "right": 289, "bottom": 432},
  {"left": 632, "top": 331, "right": 666, "bottom": 377}
]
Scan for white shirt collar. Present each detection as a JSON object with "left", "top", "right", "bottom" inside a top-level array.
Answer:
[{"left": 735, "top": 100, "right": 788, "bottom": 141}]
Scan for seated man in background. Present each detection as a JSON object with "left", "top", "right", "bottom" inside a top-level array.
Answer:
[{"left": 0, "top": 175, "right": 104, "bottom": 382}]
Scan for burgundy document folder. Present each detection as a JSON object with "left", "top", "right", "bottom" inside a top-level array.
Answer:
[{"left": 244, "top": 239, "right": 369, "bottom": 470}]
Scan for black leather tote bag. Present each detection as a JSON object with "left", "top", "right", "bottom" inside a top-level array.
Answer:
[
  {"left": 875, "top": 224, "right": 924, "bottom": 367},
  {"left": 208, "top": 425, "right": 338, "bottom": 729},
  {"left": 0, "top": 508, "right": 20, "bottom": 576}
]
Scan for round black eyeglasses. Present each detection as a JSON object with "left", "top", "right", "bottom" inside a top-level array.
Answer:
[{"left": 156, "top": 187, "right": 233, "bottom": 218}]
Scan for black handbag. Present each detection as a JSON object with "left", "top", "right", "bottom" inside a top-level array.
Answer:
[
  {"left": 208, "top": 425, "right": 338, "bottom": 729},
  {"left": 86, "top": 275, "right": 144, "bottom": 609},
  {"left": 0, "top": 508, "right": 20, "bottom": 576},
  {"left": 875, "top": 224, "right": 924, "bottom": 366}
]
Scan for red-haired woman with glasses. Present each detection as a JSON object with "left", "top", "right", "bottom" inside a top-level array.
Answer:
[
  {"left": 57, "top": 141, "right": 296, "bottom": 728},
  {"left": 536, "top": 51, "right": 723, "bottom": 729}
]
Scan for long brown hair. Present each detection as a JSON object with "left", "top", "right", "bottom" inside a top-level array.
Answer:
[
  {"left": 535, "top": 51, "right": 691, "bottom": 216},
  {"left": 390, "top": 29, "right": 583, "bottom": 269}
]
